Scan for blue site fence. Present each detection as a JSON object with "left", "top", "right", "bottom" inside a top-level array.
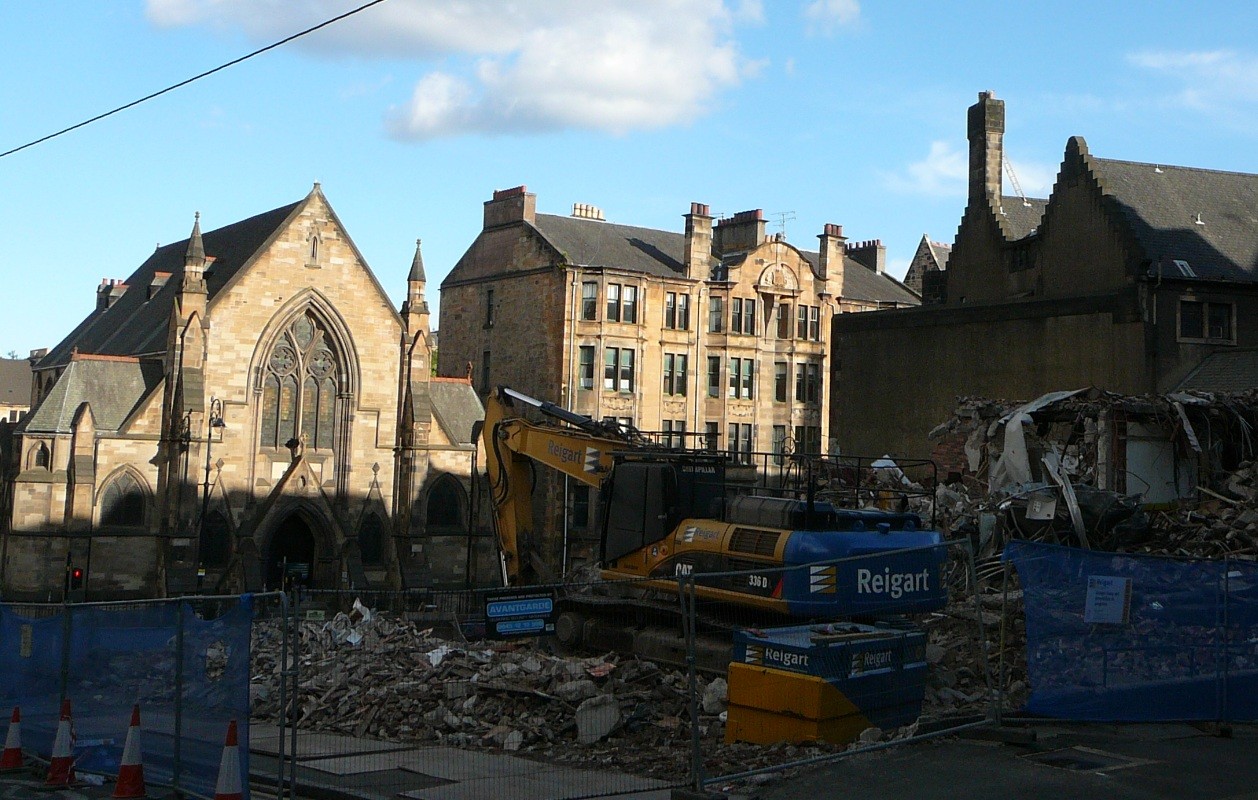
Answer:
[
  {"left": 0, "top": 593, "right": 275, "bottom": 800},
  {"left": 1004, "top": 540, "right": 1258, "bottom": 722}
]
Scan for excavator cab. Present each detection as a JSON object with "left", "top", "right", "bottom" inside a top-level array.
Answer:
[{"left": 600, "top": 453, "right": 726, "bottom": 562}]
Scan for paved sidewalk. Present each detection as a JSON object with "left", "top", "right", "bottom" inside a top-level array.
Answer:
[
  {"left": 8, "top": 722, "right": 1252, "bottom": 800},
  {"left": 247, "top": 724, "right": 680, "bottom": 800}
]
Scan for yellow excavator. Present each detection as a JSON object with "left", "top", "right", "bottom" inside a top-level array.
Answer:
[{"left": 478, "top": 386, "right": 947, "bottom": 625}]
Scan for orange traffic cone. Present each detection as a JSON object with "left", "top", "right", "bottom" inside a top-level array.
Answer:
[
  {"left": 45, "top": 699, "right": 77, "bottom": 786},
  {"left": 112, "top": 705, "right": 145, "bottom": 799},
  {"left": 0, "top": 707, "right": 22, "bottom": 771},
  {"left": 213, "top": 720, "right": 242, "bottom": 800}
]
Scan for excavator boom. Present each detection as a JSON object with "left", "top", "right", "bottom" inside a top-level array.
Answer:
[{"left": 480, "top": 386, "right": 638, "bottom": 584}]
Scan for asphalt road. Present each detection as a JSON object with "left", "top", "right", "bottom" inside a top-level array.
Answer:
[{"left": 752, "top": 722, "right": 1258, "bottom": 800}]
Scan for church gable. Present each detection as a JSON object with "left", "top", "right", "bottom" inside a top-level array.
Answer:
[{"left": 205, "top": 188, "right": 402, "bottom": 410}]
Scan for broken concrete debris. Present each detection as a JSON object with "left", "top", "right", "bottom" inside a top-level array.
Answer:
[
  {"left": 251, "top": 602, "right": 979, "bottom": 780},
  {"left": 929, "top": 389, "right": 1258, "bottom": 559}
]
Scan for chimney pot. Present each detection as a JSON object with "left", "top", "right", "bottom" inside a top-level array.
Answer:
[
  {"left": 493, "top": 185, "right": 527, "bottom": 201},
  {"left": 484, "top": 185, "right": 536, "bottom": 228}
]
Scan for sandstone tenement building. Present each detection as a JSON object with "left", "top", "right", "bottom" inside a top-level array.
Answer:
[
  {"left": 438, "top": 187, "right": 917, "bottom": 569},
  {"left": 0, "top": 185, "right": 486, "bottom": 600}
]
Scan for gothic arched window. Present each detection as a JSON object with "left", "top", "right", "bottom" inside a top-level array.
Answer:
[
  {"left": 359, "top": 513, "right": 384, "bottom": 565},
  {"left": 200, "top": 511, "right": 231, "bottom": 567},
  {"left": 260, "top": 312, "right": 339, "bottom": 451},
  {"left": 426, "top": 475, "right": 465, "bottom": 531},
  {"left": 100, "top": 472, "right": 145, "bottom": 527},
  {"left": 28, "top": 442, "right": 50, "bottom": 470}
]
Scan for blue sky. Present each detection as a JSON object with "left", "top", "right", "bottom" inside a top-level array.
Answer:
[{"left": 3, "top": 0, "right": 1257, "bottom": 357}]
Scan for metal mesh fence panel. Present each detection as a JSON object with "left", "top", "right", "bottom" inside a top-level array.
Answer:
[
  {"left": 1003, "top": 539, "right": 1258, "bottom": 721},
  {"left": 676, "top": 540, "right": 994, "bottom": 794},
  {"left": 0, "top": 593, "right": 271, "bottom": 800},
  {"left": 257, "top": 583, "right": 693, "bottom": 799}
]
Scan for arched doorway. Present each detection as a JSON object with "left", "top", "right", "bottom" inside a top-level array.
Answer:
[{"left": 266, "top": 513, "right": 317, "bottom": 590}]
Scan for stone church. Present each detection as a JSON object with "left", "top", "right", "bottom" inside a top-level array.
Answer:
[{"left": 0, "top": 185, "right": 487, "bottom": 600}]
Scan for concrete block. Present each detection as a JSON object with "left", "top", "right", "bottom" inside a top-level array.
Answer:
[{"left": 576, "top": 694, "right": 620, "bottom": 744}]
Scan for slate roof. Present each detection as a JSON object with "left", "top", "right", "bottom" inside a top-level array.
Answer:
[
  {"left": 533, "top": 214, "right": 687, "bottom": 277},
  {"left": 928, "top": 240, "right": 952, "bottom": 270},
  {"left": 535, "top": 213, "right": 918, "bottom": 305},
  {"left": 39, "top": 201, "right": 302, "bottom": 369},
  {"left": 429, "top": 379, "right": 484, "bottom": 446},
  {"left": 1175, "top": 349, "right": 1258, "bottom": 392},
  {"left": 1094, "top": 158, "right": 1258, "bottom": 282},
  {"left": 22, "top": 357, "right": 164, "bottom": 433},
  {"left": 800, "top": 253, "right": 920, "bottom": 306},
  {"left": 0, "top": 359, "right": 32, "bottom": 409},
  {"left": 998, "top": 196, "right": 1048, "bottom": 240}
]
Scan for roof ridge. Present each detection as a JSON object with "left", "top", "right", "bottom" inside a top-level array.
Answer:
[
  {"left": 1094, "top": 156, "right": 1258, "bottom": 179},
  {"left": 536, "top": 212, "right": 683, "bottom": 238},
  {"left": 71, "top": 352, "right": 141, "bottom": 363}
]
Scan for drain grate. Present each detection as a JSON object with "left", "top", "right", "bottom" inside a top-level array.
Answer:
[{"left": 1024, "top": 746, "right": 1154, "bottom": 773}]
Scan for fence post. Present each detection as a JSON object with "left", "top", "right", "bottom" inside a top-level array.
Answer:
[
  {"left": 277, "top": 592, "right": 290, "bottom": 799},
  {"left": 59, "top": 601, "right": 72, "bottom": 706},
  {"left": 681, "top": 573, "right": 704, "bottom": 794},
  {"left": 173, "top": 599, "right": 185, "bottom": 794},
  {"left": 1221, "top": 557, "right": 1231, "bottom": 727},
  {"left": 288, "top": 594, "right": 300, "bottom": 797},
  {"left": 997, "top": 559, "right": 1010, "bottom": 727},
  {"left": 961, "top": 540, "right": 995, "bottom": 725}
]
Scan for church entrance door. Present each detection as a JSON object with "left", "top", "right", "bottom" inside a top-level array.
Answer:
[{"left": 267, "top": 514, "right": 317, "bottom": 590}]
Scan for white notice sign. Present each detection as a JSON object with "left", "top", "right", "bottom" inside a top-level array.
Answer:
[{"left": 1084, "top": 575, "right": 1132, "bottom": 624}]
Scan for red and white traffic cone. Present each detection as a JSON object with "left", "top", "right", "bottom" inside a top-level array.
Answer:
[
  {"left": 213, "top": 720, "right": 242, "bottom": 800},
  {"left": 112, "top": 705, "right": 145, "bottom": 799},
  {"left": 0, "top": 707, "right": 22, "bottom": 772},
  {"left": 45, "top": 699, "right": 77, "bottom": 786}
]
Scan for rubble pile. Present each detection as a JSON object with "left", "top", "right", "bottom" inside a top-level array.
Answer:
[
  {"left": 927, "top": 391, "right": 1258, "bottom": 560},
  {"left": 250, "top": 609, "right": 870, "bottom": 779}
]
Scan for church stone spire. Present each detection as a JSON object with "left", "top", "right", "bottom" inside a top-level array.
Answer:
[
  {"left": 408, "top": 238, "right": 427, "bottom": 283},
  {"left": 182, "top": 212, "right": 207, "bottom": 294},
  {"left": 403, "top": 239, "right": 430, "bottom": 323}
]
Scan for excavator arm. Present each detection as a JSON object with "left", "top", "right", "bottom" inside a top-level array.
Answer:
[{"left": 480, "top": 387, "right": 637, "bottom": 585}]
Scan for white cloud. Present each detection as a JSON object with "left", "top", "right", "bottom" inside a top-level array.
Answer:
[
  {"left": 1127, "top": 49, "right": 1258, "bottom": 115},
  {"left": 146, "top": 0, "right": 754, "bottom": 139},
  {"left": 803, "top": 0, "right": 860, "bottom": 35},
  {"left": 883, "top": 140, "right": 967, "bottom": 196},
  {"left": 731, "top": 0, "right": 764, "bottom": 24},
  {"left": 1004, "top": 157, "right": 1056, "bottom": 199},
  {"left": 884, "top": 141, "right": 1057, "bottom": 199}
]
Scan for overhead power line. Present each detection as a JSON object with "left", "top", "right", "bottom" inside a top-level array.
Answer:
[{"left": 0, "top": 0, "right": 388, "bottom": 161}]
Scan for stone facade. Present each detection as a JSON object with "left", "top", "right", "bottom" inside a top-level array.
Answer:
[
  {"left": 831, "top": 91, "right": 1258, "bottom": 459},
  {"left": 902, "top": 235, "right": 950, "bottom": 302},
  {"left": 440, "top": 188, "right": 917, "bottom": 570},
  {"left": 0, "top": 186, "right": 485, "bottom": 601}
]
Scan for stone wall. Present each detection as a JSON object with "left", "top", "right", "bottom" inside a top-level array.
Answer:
[{"left": 831, "top": 295, "right": 1148, "bottom": 459}]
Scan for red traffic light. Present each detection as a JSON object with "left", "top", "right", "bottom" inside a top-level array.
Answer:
[{"left": 71, "top": 568, "right": 83, "bottom": 579}]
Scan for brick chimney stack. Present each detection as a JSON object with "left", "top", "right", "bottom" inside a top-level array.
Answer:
[
  {"left": 97, "top": 278, "right": 129, "bottom": 310},
  {"left": 845, "top": 240, "right": 886, "bottom": 274},
  {"left": 968, "top": 90, "right": 1004, "bottom": 210},
  {"left": 713, "top": 209, "right": 765, "bottom": 256},
  {"left": 683, "top": 202, "right": 713, "bottom": 278},
  {"left": 483, "top": 185, "right": 536, "bottom": 229},
  {"left": 816, "top": 223, "right": 845, "bottom": 281}
]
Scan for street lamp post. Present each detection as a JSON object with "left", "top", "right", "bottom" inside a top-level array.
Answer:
[{"left": 196, "top": 397, "right": 226, "bottom": 592}]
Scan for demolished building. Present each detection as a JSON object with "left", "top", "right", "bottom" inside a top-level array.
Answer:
[{"left": 928, "top": 387, "right": 1258, "bottom": 558}]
